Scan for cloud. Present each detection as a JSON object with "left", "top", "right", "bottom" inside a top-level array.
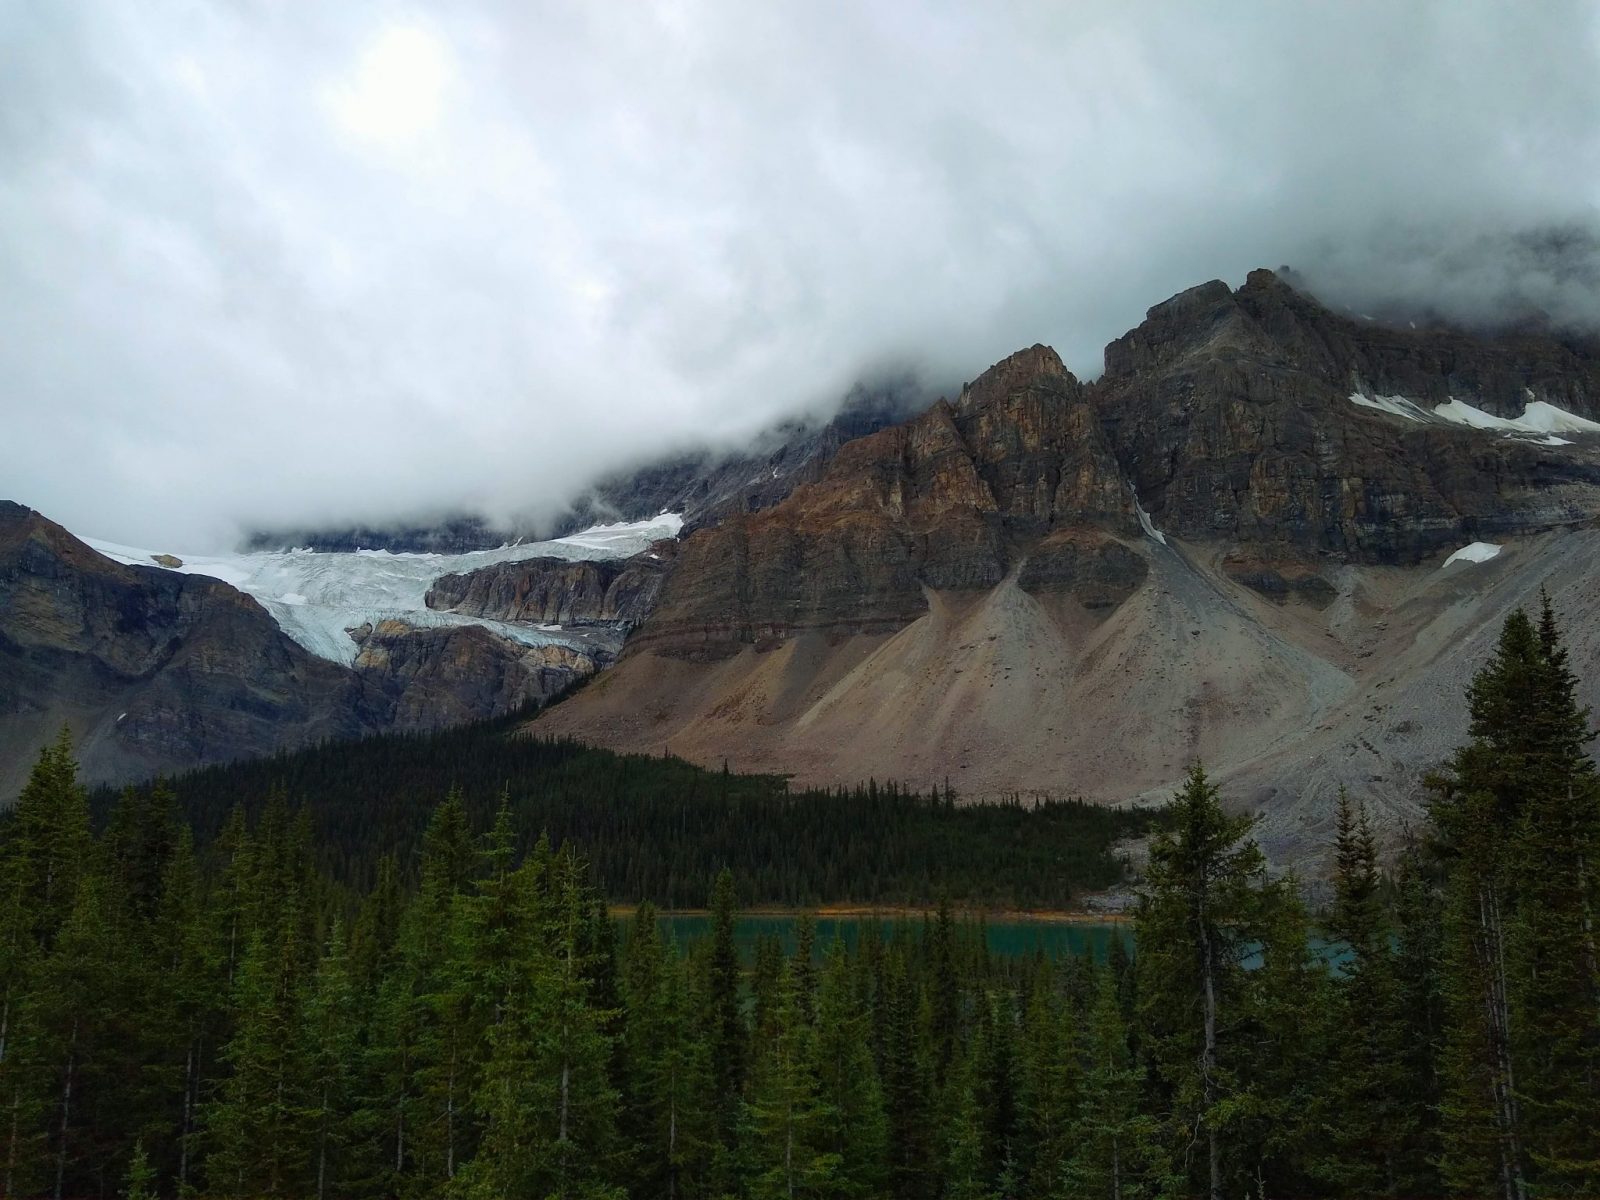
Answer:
[{"left": 3, "top": 0, "right": 1598, "bottom": 547}]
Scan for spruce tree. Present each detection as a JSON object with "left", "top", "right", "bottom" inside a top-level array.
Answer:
[
  {"left": 1015, "top": 970, "right": 1076, "bottom": 1197},
  {"left": 704, "top": 866, "right": 745, "bottom": 1182},
  {"left": 300, "top": 924, "right": 360, "bottom": 1200},
  {"left": 1065, "top": 967, "right": 1163, "bottom": 1200},
  {"left": 1134, "top": 762, "right": 1267, "bottom": 1200},
  {"left": 1507, "top": 593, "right": 1600, "bottom": 1191},
  {"left": 810, "top": 942, "right": 888, "bottom": 1198},
  {"left": 1316, "top": 791, "right": 1413, "bottom": 1195},
  {"left": 1430, "top": 607, "right": 1545, "bottom": 1199}
]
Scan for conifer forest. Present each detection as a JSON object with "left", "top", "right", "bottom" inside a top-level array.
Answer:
[{"left": 1, "top": 596, "right": 1597, "bottom": 1200}]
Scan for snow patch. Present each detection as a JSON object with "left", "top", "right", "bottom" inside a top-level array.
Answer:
[
  {"left": 1443, "top": 542, "right": 1503, "bottom": 568},
  {"left": 1432, "top": 398, "right": 1587, "bottom": 445},
  {"left": 1348, "top": 392, "right": 1429, "bottom": 422},
  {"left": 1133, "top": 494, "right": 1167, "bottom": 546},
  {"left": 84, "top": 512, "right": 684, "bottom": 665},
  {"left": 1350, "top": 391, "right": 1597, "bottom": 447}
]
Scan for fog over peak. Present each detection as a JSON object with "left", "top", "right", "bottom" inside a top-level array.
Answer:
[{"left": 4, "top": 1, "right": 1599, "bottom": 548}]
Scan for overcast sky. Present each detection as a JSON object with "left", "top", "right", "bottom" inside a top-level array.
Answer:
[{"left": 4, "top": 1, "right": 1599, "bottom": 548}]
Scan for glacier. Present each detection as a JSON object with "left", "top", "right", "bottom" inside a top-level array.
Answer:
[{"left": 86, "top": 513, "right": 684, "bottom": 665}]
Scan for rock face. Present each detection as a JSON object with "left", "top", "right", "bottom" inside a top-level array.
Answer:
[
  {"left": 15, "top": 268, "right": 1600, "bottom": 866},
  {"left": 0, "top": 503, "right": 611, "bottom": 794},
  {"left": 0, "top": 502, "right": 365, "bottom": 795},
  {"left": 1098, "top": 270, "right": 1600, "bottom": 567},
  {"left": 537, "top": 271, "right": 1600, "bottom": 866},
  {"left": 351, "top": 620, "right": 603, "bottom": 730},
  {"left": 630, "top": 346, "right": 1146, "bottom": 660},
  {"left": 425, "top": 543, "right": 675, "bottom": 628}
]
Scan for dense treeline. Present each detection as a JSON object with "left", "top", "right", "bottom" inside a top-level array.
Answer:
[
  {"left": 1, "top": 594, "right": 1596, "bottom": 1199},
  {"left": 95, "top": 725, "right": 1149, "bottom": 907}
]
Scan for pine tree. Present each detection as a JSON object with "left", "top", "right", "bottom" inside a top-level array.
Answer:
[
  {"left": 1430, "top": 608, "right": 1544, "bottom": 1200},
  {"left": 29, "top": 872, "right": 133, "bottom": 1199},
  {"left": 810, "top": 942, "right": 887, "bottom": 1198},
  {"left": 121, "top": 1138, "right": 156, "bottom": 1200},
  {"left": 942, "top": 1045, "right": 996, "bottom": 1200},
  {"left": 1389, "top": 835, "right": 1444, "bottom": 1195},
  {"left": 300, "top": 924, "right": 360, "bottom": 1200},
  {"left": 205, "top": 919, "right": 313, "bottom": 1196},
  {"left": 1135, "top": 762, "right": 1267, "bottom": 1200},
  {"left": 625, "top": 917, "right": 715, "bottom": 1200},
  {"left": 1065, "top": 968, "right": 1163, "bottom": 1200},
  {"left": 1234, "top": 876, "right": 1325, "bottom": 1197},
  {"left": 1315, "top": 791, "right": 1413, "bottom": 1195},
  {"left": 704, "top": 866, "right": 745, "bottom": 1183},
  {"left": 454, "top": 851, "right": 620, "bottom": 1200},
  {"left": 1015, "top": 970, "right": 1076, "bottom": 1197},
  {"left": 881, "top": 952, "right": 934, "bottom": 1200},
  {"left": 743, "top": 963, "right": 827, "bottom": 1199}
]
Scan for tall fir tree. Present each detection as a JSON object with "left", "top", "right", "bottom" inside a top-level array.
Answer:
[
  {"left": 1135, "top": 762, "right": 1267, "bottom": 1200},
  {"left": 1065, "top": 967, "right": 1164, "bottom": 1200}
]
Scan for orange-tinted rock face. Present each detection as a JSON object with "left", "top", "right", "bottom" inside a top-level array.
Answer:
[
  {"left": 606, "top": 271, "right": 1600, "bottom": 670},
  {"left": 631, "top": 347, "right": 1147, "bottom": 660}
]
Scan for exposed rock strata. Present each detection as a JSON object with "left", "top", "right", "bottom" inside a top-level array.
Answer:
[
  {"left": 1097, "top": 269, "right": 1600, "bottom": 563},
  {"left": 351, "top": 619, "right": 604, "bottom": 730},
  {"left": 537, "top": 271, "right": 1600, "bottom": 866},
  {"left": 425, "top": 542, "right": 674, "bottom": 627},
  {"left": 0, "top": 503, "right": 609, "bottom": 794}
]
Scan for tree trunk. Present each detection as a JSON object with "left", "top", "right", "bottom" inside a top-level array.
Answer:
[
  {"left": 317, "top": 1083, "right": 330, "bottom": 1200},
  {"left": 179, "top": 1038, "right": 195, "bottom": 1189},
  {"left": 446, "top": 1043, "right": 456, "bottom": 1179},
  {"left": 53, "top": 1019, "right": 77, "bottom": 1200},
  {"left": 4, "top": 1087, "right": 20, "bottom": 1200},
  {"left": 1201, "top": 927, "right": 1221, "bottom": 1200}
]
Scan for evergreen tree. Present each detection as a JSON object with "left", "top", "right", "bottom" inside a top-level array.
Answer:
[
  {"left": 454, "top": 849, "right": 620, "bottom": 1200},
  {"left": 704, "top": 866, "right": 745, "bottom": 1182},
  {"left": 300, "top": 924, "right": 360, "bottom": 1200},
  {"left": 205, "top": 919, "right": 313, "bottom": 1196},
  {"left": 1506, "top": 592, "right": 1600, "bottom": 1191},
  {"left": 122, "top": 1138, "right": 156, "bottom": 1200},
  {"left": 881, "top": 952, "right": 934, "bottom": 1200},
  {"left": 1316, "top": 791, "right": 1413, "bottom": 1195},
  {"left": 1430, "top": 608, "right": 1544, "bottom": 1199},
  {"left": 1015, "top": 970, "right": 1076, "bottom": 1197},
  {"left": 810, "top": 942, "right": 888, "bottom": 1198},
  {"left": 744, "top": 963, "right": 828, "bottom": 1199},
  {"left": 1065, "top": 968, "right": 1163, "bottom": 1200},
  {"left": 1135, "top": 762, "right": 1267, "bottom": 1200},
  {"left": 942, "top": 1045, "right": 995, "bottom": 1200}
]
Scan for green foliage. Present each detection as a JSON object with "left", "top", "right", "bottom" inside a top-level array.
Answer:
[
  {"left": 1428, "top": 597, "right": 1600, "bottom": 1198},
  {"left": 3, "top": 597, "right": 1599, "bottom": 1198},
  {"left": 95, "top": 723, "right": 1151, "bottom": 907}
]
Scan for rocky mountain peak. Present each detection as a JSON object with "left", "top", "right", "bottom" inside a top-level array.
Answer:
[{"left": 956, "top": 344, "right": 1073, "bottom": 413}]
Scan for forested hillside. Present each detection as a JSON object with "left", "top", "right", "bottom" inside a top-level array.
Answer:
[
  {"left": 0, "top": 597, "right": 1596, "bottom": 1199},
  {"left": 95, "top": 723, "right": 1149, "bottom": 907}
]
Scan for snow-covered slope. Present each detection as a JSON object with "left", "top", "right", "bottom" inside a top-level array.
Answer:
[
  {"left": 1349, "top": 391, "right": 1600, "bottom": 446},
  {"left": 86, "top": 513, "right": 683, "bottom": 665}
]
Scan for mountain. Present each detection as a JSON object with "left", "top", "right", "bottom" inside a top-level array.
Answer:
[
  {"left": 0, "top": 504, "right": 670, "bottom": 796},
  {"left": 11, "top": 268, "right": 1600, "bottom": 865},
  {"left": 533, "top": 270, "right": 1600, "bottom": 865},
  {"left": 245, "top": 381, "right": 922, "bottom": 553}
]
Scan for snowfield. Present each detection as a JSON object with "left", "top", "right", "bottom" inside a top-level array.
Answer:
[
  {"left": 1443, "top": 542, "right": 1504, "bottom": 568},
  {"left": 85, "top": 513, "right": 684, "bottom": 664},
  {"left": 1349, "top": 392, "right": 1600, "bottom": 446}
]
